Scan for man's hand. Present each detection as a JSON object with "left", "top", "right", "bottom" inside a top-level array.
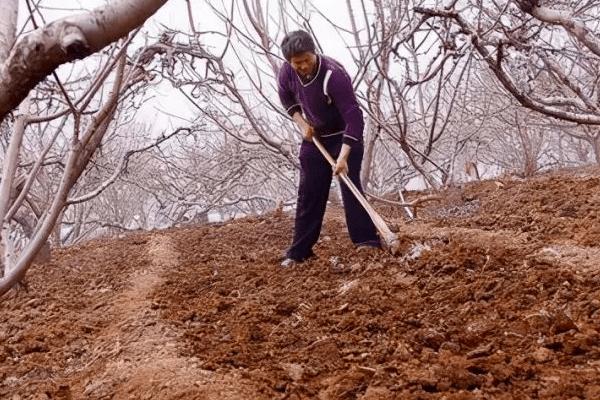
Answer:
[
  {"left": 333, "top": 157, "right": 348, "bottom": 176},
  {"left": 301, "top": 122, "right": 314, "bottom": 142},
  {"left": 333, "top": 143, "right": 352, "bottom": 176},
  {"left": 292, "top": 112, "right": 314, "bottom": 142}
]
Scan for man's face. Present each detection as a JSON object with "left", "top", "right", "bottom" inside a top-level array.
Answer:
[{"left": 290, "top": 52, "right": 318, "bottom": 80}]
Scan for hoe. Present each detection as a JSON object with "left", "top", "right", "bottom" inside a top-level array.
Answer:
[{"left": 313, "top": 137, "right": 400, "bottom": 254}]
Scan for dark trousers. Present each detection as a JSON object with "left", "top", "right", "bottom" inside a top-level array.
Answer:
[{"left": 286, "top": 138, "right": 381, "bottom": 261}]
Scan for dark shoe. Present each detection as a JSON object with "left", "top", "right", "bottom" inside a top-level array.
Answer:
[{"left": 355, "top": 239, "right": 381, "bottom": 249}]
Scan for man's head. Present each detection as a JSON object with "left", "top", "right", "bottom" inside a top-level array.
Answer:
[{"left": 281, "top": 30, "right": 318, "bottom": 80}]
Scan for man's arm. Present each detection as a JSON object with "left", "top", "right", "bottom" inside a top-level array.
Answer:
[
  {"left": 327, "top": 68, "right": 365, "bottom": 175},
  {"left": 333, "top": 143, "right": 351, "bottom": 176},
  {"left": 277, "top": 65, "right": 313, "bottom": 141},
  {"left": 291, "top": 112, "right": 314, "bottom": 142}
]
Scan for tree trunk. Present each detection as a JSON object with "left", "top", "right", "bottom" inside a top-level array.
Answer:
[
  {"left": 0, "top": 0, "right": 169, "bottom": 122},
  {"left": 361, "top": 121, "right": 378, "bottom": 188},
  {"left": 593, "top": 136, "right": 600, "bottom": 166},
  {"left": 0, "top": 100, "right": 29, "bottom": 277}
]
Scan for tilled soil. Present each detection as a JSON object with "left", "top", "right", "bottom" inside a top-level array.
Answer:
[{"left": 1, "top": 170, "right": 600, "bottom": 399}]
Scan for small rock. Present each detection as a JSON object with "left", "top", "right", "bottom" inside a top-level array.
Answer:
[
  {"left": 466, "top": 343, "right": 494, "bottom": 359},
  {"left": 439, "top": 341, "right": 461, "bottom": 353},
  {"left": 330, "top": 263, "right": 349, "bottom": 274},
  {"left": 422, "top": 330, "right": 445, "bottom": 351},
  {"left": 394, "top": 272, "right": 417, "bottom": 287},
  {"left": 405, "top": 318, "right": 422, "bottom": 328},
  {"left": 394, "top": 342, "right": 411, "bottom": 361},
  {"left": 366, "top": 262, "right": 384, "bottom": 271},
  {"left": 552, "top": 310, "right": 578, "bottom": 334},
  {"left": 350, "top": 263, "right": 362, "bottom": 273},
  {"left": 532, "top": 347, "right": 553, "bottom": 363},
  {"left": 274, "top": 381, "right": 287, "bottom": 392},
  {"left": 404, "top": 243, "right": 431, "bottom": 261},
  {"left": 338, "top": 280, "right": 359, "bottom": 295},
  {"left": 282, "top": 363, "right": 303, "bottom": 381}
]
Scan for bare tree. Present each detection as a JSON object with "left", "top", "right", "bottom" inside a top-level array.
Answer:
[
  {"left": 0, "top": 0, "right": 169, "bottom": 297},
  {"left": 413, "top": 0, "right": 600, "bottom": 125}
]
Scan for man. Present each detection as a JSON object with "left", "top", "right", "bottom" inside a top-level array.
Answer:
[{"left": 278, "top": 30, "right": 381, "bottom": 268}]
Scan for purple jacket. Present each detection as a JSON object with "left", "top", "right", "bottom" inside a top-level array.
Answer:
[{"left": 277, "top": 55, "right": 364, "bottom": 146}]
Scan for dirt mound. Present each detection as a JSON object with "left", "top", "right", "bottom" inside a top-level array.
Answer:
[{"left": 2, "top": 170, "right": 600, "bottom": 399}]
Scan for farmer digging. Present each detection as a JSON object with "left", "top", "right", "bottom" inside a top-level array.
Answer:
[{"left": 278, "top": 30, "right": 381, "bottom": 268}]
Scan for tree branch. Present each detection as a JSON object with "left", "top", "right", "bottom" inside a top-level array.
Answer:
[{"left": 0, "top": 0, "right": 168, "bottom": 122}]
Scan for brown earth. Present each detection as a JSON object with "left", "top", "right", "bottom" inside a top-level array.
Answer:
[{"left": 1, "top": 168, "right": 600, "bottom": 399}]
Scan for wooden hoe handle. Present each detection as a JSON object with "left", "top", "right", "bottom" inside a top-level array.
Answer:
[{"left": 312, "top": 137, "right": 398, "bottom": 250}]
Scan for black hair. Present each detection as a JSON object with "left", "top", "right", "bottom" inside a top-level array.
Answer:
[{"left": 281, "top": 30, "right": 316, "bottom": 61}]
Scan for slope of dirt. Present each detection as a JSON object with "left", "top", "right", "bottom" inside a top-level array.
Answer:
[{"left": 1, "top": 169, "right": 600, "bottom": 399}]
